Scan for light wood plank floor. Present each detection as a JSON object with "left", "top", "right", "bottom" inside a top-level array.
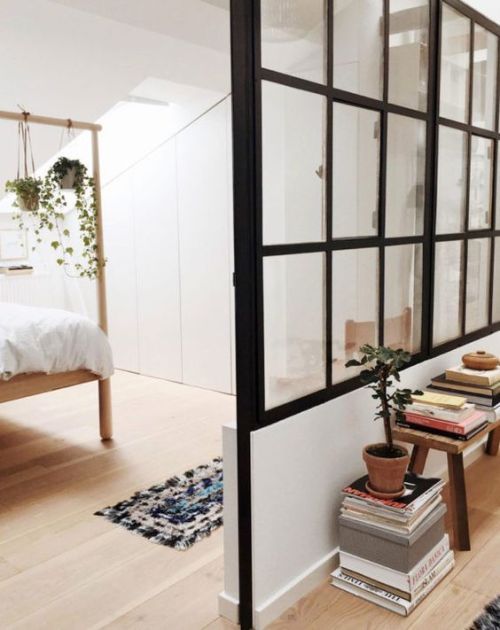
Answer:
[
  {"left": 269, "top": 452, "right": 500, "bottom": 630},
  {"left": 0, "top": 370, "right": 235, "bottom": 629}
]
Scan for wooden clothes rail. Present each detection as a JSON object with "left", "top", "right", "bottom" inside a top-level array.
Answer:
[{"left": 0, "top": 108, "right": 112, "bottom": 440}]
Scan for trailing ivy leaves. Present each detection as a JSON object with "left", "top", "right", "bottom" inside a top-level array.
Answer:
[
  {"left": 7, "top": 157, "right": 105, "bottom": 280},
  {"left": 345, "top": 345, "right": 423, "bottom": 451}
]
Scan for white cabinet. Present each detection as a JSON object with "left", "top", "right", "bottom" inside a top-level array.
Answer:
[
  {"left": 176, "top": 100, "right": 233, "bottom": 394},
  {"left": 132, "top": 141, "right": 183, "bottom": 382},
  {"left": 103, "top": 98, "right": 234, "bottom": 394},
  {"left": 102, "top": 176, "right": 140, "bottom": 373}
]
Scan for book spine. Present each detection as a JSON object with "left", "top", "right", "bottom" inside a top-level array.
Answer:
[
  {"left": 332, "top": 569, "right": 406, "bottom": 607},
  {"left": 403, "top": 412, "right": 478, "bottom": 435},
  {"left": 408, "top": 538, "right": 450, "bottom": 589},
  {"left": 397, "top": 420, "right": 487, "bottom": 441}
]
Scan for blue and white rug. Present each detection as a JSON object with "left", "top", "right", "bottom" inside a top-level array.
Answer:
[{"left": 95, "top": 457, "right": 223, "bottom": 551}]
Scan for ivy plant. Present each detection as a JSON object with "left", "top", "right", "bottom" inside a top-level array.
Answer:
[
  {"left": 346, "top": 344, "right": 423, "bottom": 454},
  {"left": 5, "top": 177, "right": 43, "bottom": 212},
  {"left": 7, "top": 158, "right": 104, "bottom": 280}
]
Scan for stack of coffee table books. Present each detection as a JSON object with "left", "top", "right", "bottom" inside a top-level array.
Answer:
[{"left": 331, "top": 473, "right": 454, "bottom": 615}]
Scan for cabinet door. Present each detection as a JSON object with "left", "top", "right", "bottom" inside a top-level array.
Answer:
[
  {"left": 102, "top": 176, "right": 140, "bottom": 372},
  {"left": 177, "top": 101, "right": 233, "bottom": 393},
  {"left": 132, "top": 141, "right": 183, "bottom": 381}
]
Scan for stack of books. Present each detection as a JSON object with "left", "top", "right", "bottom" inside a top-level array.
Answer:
[
  {"left": 428, "top": 365, "right": 500, "bottom": 420},
  {"left": 396, "top": 390, "right": 490, "bottom": 441},
  {"left": 331, "top": 473, "right": 454, "bottom": 616}
]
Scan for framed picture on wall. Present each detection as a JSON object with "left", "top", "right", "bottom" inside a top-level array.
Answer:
[{"left": 0, "top": 229, "right": 28, "bottom": 261}]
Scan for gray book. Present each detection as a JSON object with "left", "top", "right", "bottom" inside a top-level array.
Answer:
[{"left": 339, "top": 502, "right": 446, "bottom": 573}]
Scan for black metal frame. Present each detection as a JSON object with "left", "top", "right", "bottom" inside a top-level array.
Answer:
[{"left": 230, "top": 1, "right": 500, "bottom": 628}]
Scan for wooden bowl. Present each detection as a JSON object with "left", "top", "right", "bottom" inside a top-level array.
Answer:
[{"left": 462, "top": 350, "right": 499, "bottom": 370}]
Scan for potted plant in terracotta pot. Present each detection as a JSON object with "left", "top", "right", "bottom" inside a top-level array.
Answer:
[
  {"left": 5, "top": 176, "right": 43, "bottom": 212},
  {"left": 346, "top": 344, "right": 422, "bottom": 499}
]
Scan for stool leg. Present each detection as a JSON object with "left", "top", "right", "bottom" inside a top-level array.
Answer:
[
  {"left": 486, "top": 427, "right": 500, "bottom": 456},
  {"left": 409, "top": 445, "right": 429, "bottom": 474},
  {"left": 447, "top": 452, "right": 470, "bottom": 551}
]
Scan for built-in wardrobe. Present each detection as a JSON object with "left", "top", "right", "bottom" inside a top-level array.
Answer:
[{"left": 102, "top": 97, "right": 235, "bottom": 395}]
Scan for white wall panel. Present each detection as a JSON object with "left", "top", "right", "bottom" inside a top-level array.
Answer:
[
  {"left": 132, "top": 140, "right": 183, "bottom": 382},
  {"left": 177, "top": 101, "right": 233, "bottom": 393},
  {"left": 102, "top": 176, "right": 139, "bottom": 372}
]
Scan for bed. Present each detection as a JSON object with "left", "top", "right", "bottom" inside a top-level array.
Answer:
[
  {"left": 0, "top": 109, "right": 112, "bottom": 439},
  {"left": 0, "top": 302, "right": 113, "bottom": 438}
]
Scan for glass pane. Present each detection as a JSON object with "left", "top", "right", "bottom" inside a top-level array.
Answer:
[
  {"left": 469, "top": 135, "right": 493, "bottom": 230},
  {"left": 384, "top": 244, "right": 422, "bottom": 353},
  {"left": 386, "top": 114, "right": 426, "bottom": 237},
  {"left": 264, "top": 253, "right": 326, "bottom": 408},
  {"left": 389, "top": 0, "right": 429, "bottom": 112},
  {"left": 262, "top": 82, "right": 326, "bottom": 244},
  {"left": 440, "top": 5, "right": 470, "bottom": 123},
  {"left": 466, "top": 238, "right": 490, "bottom": 333},
  {"left": 332, "top": 248, "right": 379, "bottom": 383},
  {"left": 333, "top": 0, "right": 384, "bottom": 99},
  {"left": 261, "top": 0, "right": 326, "bottom": 84},
  {"left": 493, "top": 237, "right": 500, "bottom": 322},
  {"left": 436, "top": 126, "right": 467, "bottom": 234},
  {"left": 472, "top": 24, "right": 498, "bottom": 130},
  {"left": 433, "top": 240, "right": 464, "bottom": 345},
  {"left": 332, "top": 103, "right": 380, "bottom": 238}
]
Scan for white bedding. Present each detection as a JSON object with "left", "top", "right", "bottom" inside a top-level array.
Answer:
[{"left": 0, "top": 303, "right": 114, "bottom": 380}]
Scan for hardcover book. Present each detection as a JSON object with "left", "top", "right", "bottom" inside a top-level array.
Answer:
[
  {"left": 396, "top": 419, "right": 489, "bottom": 441},
  {"left": 403, "top": 410, "right": 487, "bottom": 435},
  {"left": 331, "top": 552, "right": 454, "bottom": 616},
  {"left": 431, "top": 373, "right": 500, "bottom": 396},
  {"left": 445, "top": 364, "right": 500, "bottom": 386},
  {"left": 338, "top": 534, "right": 450, "bottom": 594}
]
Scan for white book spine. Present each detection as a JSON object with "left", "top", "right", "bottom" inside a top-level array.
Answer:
[
  {"left": 339, "top": 534, "right": 450, "bottom": 592},
  {"left": 332, "top": 553, "right": 454, "bottom": 616}
]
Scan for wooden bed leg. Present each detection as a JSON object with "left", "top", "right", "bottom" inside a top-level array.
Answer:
[{"left": 98, "top": 378, "right": 113, "bottom": 440}]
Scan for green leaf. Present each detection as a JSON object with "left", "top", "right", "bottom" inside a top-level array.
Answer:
[{"left": 51, "top": 241, "right": 60, "bottom": 250}]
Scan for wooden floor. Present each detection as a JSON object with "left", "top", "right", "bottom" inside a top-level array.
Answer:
[
  {"left": 0, "top": 370, "right": 235, "bottom": 630},
  {"left": 267, "top": 451, "right": 500, "bottom": 630}
]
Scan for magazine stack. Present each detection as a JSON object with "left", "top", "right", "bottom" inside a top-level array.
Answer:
[{"left": 331, "top": 473, "right": 454, "bottom": 615}]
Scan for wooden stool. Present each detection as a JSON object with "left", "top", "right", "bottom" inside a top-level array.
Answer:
[{"left": 393, "top": 420, "right": 500, "bottom": 551}]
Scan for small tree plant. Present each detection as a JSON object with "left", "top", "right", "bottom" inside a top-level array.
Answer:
[{"left": 346, "top": 344, "right": 423, "bottom": 457}]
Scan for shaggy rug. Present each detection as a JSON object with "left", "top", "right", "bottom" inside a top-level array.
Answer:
[
  {"left": 95, "top": 457, "right": 223, "bottom": 550},
  {"left": 471, "top": 596, "right": 500, "bottom": 630}
]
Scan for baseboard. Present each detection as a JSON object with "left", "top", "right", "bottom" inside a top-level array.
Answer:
[
  {"left": 218, "top": 591, "right": 239, "bottom": 624},
  {"left": 253, "top": 548, "right": 338, "bottom": 630},
  {"left": 221, "top": 438, "right": 489, "bottom": 629}
]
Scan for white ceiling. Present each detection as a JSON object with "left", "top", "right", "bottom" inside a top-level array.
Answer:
[{"left": 0, "top": 0, "right": 231, "bottom": 194}]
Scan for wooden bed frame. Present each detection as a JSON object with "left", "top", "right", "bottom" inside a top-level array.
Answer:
[{"left": 0, "top": 110, "right": 112, "bottom": 440}]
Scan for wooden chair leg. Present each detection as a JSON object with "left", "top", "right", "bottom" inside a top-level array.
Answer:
[
  {"left": 486, "top": 427, "right": 500, "bottom": 456},
  {"left": 98, "top": 378, "right": 113, "bottom": 440},
  {"left": 409, "top": 445, "right": 429, "bottom": 474},
  {"left": 447, "top": 452, "right": 470, "bottom": 551}
]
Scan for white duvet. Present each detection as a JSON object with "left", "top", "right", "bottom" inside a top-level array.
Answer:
[{"left": 0, "top": 303, "right": 114, "bottom": 380}]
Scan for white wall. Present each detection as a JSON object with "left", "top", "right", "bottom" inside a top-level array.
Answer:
[{"left": 102, "top": 97, "right": 235, "bottom": 394}]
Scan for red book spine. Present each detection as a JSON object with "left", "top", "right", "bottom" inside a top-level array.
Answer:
[{"left": 404, "top": 412, "right": 469, "bottom": 435}]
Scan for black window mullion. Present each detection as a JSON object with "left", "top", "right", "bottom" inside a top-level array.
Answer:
[
  {"left": 424, "top": 0, "right": 441, "bottom": 355},
  {"left": 326, "top": 0, "right": 333, "bottom": 390},
  {"left": 489, "top": 40, "right": 500, "bottom": 325}
]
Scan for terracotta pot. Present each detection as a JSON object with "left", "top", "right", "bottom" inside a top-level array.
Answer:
[
  {"left": 462, "top": 350, "right": 499, "bottom": 371},
  {"left": 362, "top": 443, "right": 409, "bottom": 498}
]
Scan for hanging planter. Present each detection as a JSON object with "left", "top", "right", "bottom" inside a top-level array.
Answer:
[
  {"left": 50, "top": 157, "right": 86, "bottom": 190},
  {"left": 5, "top": 177, "right": 43, "bottom": 212},
  {"left": 38, "top": 156, "right": 102, "bottom": 280},
  {"left": 5, "top": 113, "right": 41, "bottom": 212}
]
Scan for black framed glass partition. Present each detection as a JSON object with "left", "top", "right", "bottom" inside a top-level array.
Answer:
[
  {"left": 230, "top": 2, "right": 500, "bottom": 628},
  {"left": 254, "top": 0, "right": 500, "bottom": 423}
]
